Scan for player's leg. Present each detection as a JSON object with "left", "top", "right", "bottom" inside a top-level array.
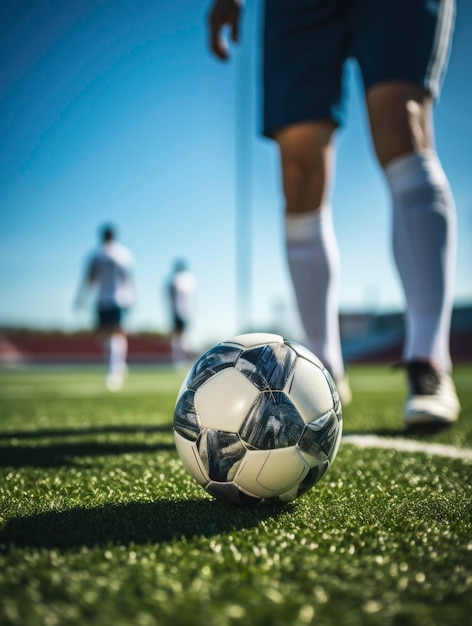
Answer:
[
  {"left": 274, "top": 122, "right": 350, "bottom": 404},
  {"left": 171, "top": 317, "right": 188, "bottom": 369},
  {"left": 355, "top": 0, "right": 459, "bottom": 430},
  {"left": 368, "top": 86, "right": 459, "bottom": 430},
  {"left": 368, "top": 84, "right": 456, "bottom": 367},
  {"left": 368, "top": 85, "right": 459, "bottom": 430},
  {"left": 263, "top": 0, "right": 351, "bottom": 404},
  {"left": 98, "top": 306, "right": 128, "bottom": 391},
  {"left": 107, "top": 330, "right": 128, "bottom": 390}
]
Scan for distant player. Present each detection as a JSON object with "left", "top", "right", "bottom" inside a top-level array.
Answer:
[
  {"left": 167, "top": 259, "right": 197, "bottom": 368},
  {"left": 76, "top": 225, "right": 135, "bottom": 391},
  {"left": 207, "top": 0, "right": 460, "bottom": 432}
]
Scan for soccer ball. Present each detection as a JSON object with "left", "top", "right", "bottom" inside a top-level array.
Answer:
[{"left": 173, "top": 332, "right": 343, "bottom": 506}]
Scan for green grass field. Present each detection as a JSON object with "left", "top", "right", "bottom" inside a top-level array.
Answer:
[{"left": 0, "top": 364, "right": 471, "bottom": 626}]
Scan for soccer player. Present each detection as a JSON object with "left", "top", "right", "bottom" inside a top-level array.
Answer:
[
  {"left": 75, "top": 225, "right": 135, "bottom": 391},
  {"left": 167, "top": 258, "right": 197, "bottom": 368},
  {"left": 207, "top": 0, "right": 460, "bottom": 432}
]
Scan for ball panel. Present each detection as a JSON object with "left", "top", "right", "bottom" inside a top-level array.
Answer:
[
  {"left": 285, "top": 340, "right": 325, "bottom": 369},
  {"left": 236, "top": 343, "right": 296, "bottom": 391},
  {"left": 223, "top": 332, "right": 284, "bottom": 348},
  {"left": 240, "top": 391, "right": 304, "bottom": 450},
  {"left": 330, "top": 417, "right": 343, "bottom": 462},
  {"left": 195, "top": 368, "right": 260, "bottom": 432},
  {"left": 187, "top": 344, "right": 243, "bottom": 390},
  {"left": 174, "top": 431, "right": 209, "bottom": 486},
  {"left": 175, "top": 374, "right": 190, "bottom": 405},
  {"left": 235, "top": 447, "right": 309, "bottom": 498},
  {"left": 298, "top": 440, "right": 329, "bottom": 468},
  {"left": 296, "top": 461, "right": 330, "bottom": 497},
  {"left": 198, "top": 429, "right": 246, "bottom": 482},
  {"left": 324, "top": 368, "right": 342, "bottom": 416},
  {"left": 173, "top": 389, "right": 200, "bottom": 441},
  {"left": 206, "top": 481, "right": 262, "bottom": 506},
  {"left": 286, "top": 358, "right": 335, "bottom": 422},
  {"left": 276, "top": 484, "right": 300, "bottom": 504},
  {"left": 306, "top": 410, "right": 342, "bottom": 460}
]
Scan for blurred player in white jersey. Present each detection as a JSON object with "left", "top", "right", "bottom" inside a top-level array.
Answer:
[
  {"left": 167, "top": 259, "right": 197, "bottom": 369},
  {"left": 76, "top": 225, "right": 135, "bottom": 390},
  {"left": 207, "top": 0, "right": 460, "bottom": 432}
]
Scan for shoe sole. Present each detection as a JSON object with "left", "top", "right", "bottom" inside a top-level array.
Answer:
[
  {"left": 405, "top": 419, "right": 455, "bottom": 435},
  {"left": 404, "top": 410, "right": 458, "bottom": 435}
]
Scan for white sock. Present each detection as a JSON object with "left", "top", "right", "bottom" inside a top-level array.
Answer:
[
  {"left": 285, "top": 207, "right": 345, "bottom": 379},
  {"left": 108, "top": 334, "right": 128, "bottom": 376},
  {"left": 171, "top": 334, "right": 187, "bottom": 365},
  {"left": 385, "top": 150, "right": 457, "bottom": 372}
]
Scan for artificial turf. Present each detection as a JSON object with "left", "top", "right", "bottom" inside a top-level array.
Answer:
[{"left": 0, "top": 365, "right": 471, "bottom": 626}]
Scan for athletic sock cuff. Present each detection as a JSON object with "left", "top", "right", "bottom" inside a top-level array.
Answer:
[
  {"left": 384, "top": 150, "right": 447, "bottom": 194},
  {"left": 285, "top": 206, "right": 331, "bottom": 242}
]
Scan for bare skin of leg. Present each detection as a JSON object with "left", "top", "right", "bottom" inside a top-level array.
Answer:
[
  {"left": 366, "top": 82, "right": 434, "bottom": 166},
  {"left": 273, "top": 121, "right": 337, "bottom": 215}
]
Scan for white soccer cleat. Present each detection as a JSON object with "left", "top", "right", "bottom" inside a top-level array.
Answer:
[
  {"left": 106, "top": 372, "right": 124, "bottom": 392},
  {"left": 403, "top": 361, "right": 460, "bottom": 434}
]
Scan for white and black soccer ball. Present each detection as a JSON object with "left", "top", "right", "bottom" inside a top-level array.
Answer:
[{"left": 173, "top": 333, "right": 343, "bottom": 506}]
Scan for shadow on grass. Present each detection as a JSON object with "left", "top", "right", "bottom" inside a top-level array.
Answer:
[
  {"left": 0, "top": 440, "right": 175, "bottom": 468},
  {"left": 0, "top": 499, "right": 289, "bottom": 550},
  {"left": 0, "top": 423, "right": 175, "bottom": 468},
  {"left": 0, "top": 424, "right": 172, "bottom": 440}
]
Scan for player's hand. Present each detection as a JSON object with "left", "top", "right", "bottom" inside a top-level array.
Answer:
[{"left": 207, "top": 0, "right": 242, "bottom": 61}]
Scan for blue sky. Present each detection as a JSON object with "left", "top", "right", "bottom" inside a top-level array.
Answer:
[{"left": 1, "top": 0, "right": 471, "bottom": 350}]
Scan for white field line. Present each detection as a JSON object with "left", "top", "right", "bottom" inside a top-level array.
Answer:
[{"left": 342, "top": 434, "right": 472, "bottom": 461}]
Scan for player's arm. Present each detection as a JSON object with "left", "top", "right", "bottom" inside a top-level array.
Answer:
[{"left": 207, "top": 0, "right": 243, "bottom": 60}]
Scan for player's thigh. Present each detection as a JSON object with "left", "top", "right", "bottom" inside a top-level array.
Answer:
[
  {"left": 366, "top": 83, "right": 434, "bottom": 167},
  {"left": 274, "top": 121, "right": 336, "bottom": 214}
]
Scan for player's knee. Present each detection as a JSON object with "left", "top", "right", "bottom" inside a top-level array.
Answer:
[
  {"left": 274, "top": 123, "right": 334, "bottom": 213},
  {"left": 282, "top": 162, "right": 326, "bottom": 214},
  {"left": 278, "top": 145, "right": 329, "bottom": 214},
  {"left": 282, "top": 158, "right": 314, "bottom": 191},
  {"left": 375, "top": 117, "right": 423, "bottom": 165}
]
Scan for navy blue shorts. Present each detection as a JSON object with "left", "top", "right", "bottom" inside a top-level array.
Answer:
[
  {"left": 262, "top": 0, "right": 455, "bottom": 136},
  {"left": 97, "top": 305, "right": 123, "bottom": 330},
  {"left": 172, "top": 313, "right": 187, "bottom": 334}
]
